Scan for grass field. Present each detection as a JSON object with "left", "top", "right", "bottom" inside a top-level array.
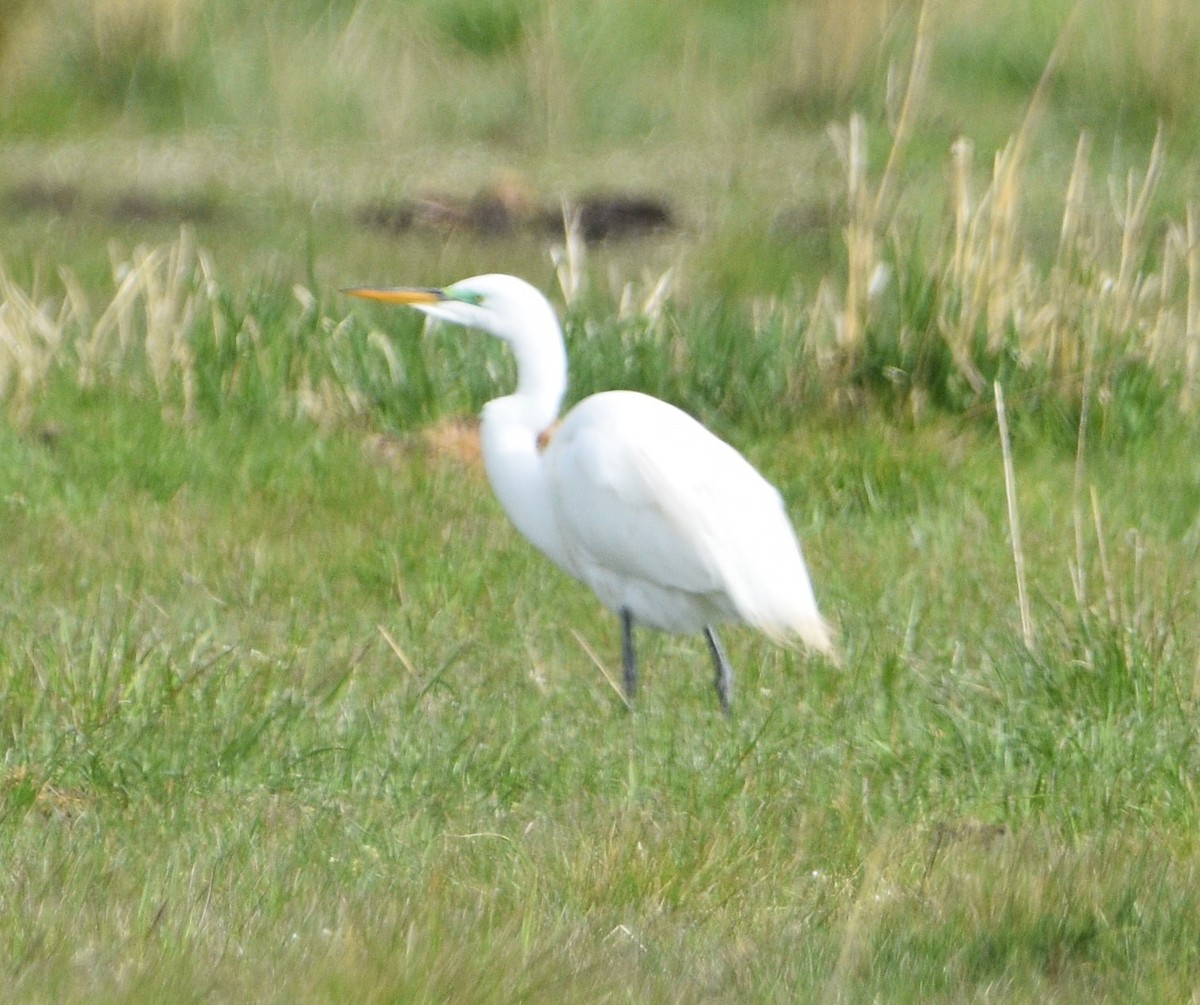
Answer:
[{"left": 3, "top": 1, "right": 1200, "bottom": 1001}]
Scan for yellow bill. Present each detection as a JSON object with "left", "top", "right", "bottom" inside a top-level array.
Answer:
[{"left": 342, "top": 286, "right": 444, "bottom": 305}]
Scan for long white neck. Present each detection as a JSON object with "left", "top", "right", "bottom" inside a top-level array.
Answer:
[
  {"left": 505, "top": 298, "right": 567, "bottom": 429},
  {"left": 480, "top": 395, "right": 573, "bottom": 576},
  {"left": 477, "top": 310, "right": 573, "bottom": 575}
]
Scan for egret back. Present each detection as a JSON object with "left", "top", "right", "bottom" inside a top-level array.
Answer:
[{"left": 544, "top": 391, "right": 832, "bottom": 652}]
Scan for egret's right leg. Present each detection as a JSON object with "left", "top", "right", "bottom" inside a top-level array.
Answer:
[
  {"left": 620, "top": 607, "right": 637, "bottom": 705},
  {"left": 704, "top": 626, "right": 733, "bottom": 716}
]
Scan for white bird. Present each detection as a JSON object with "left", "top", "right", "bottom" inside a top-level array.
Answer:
[{"left": 345, "top": 274, "right": 833, "bottom": 713}]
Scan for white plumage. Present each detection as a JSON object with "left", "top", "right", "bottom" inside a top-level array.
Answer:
[{"left": 346, "top": 274, "right": 832, "bottom": 713}]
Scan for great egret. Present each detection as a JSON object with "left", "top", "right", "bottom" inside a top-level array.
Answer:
[{"left": 345, "top": 274, "right": 833, "bottom": 713}]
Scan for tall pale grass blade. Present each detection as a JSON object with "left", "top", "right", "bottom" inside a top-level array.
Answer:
[{"left": 994, "top": 381, "right": 1034, "bottom": 649}]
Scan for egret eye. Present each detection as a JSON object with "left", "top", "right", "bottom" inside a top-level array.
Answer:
[{"left": 453, "top": 289, "right": 485, "bottom": 306}]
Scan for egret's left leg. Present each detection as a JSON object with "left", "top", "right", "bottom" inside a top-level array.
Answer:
[
  {"left": 620, "top": 607, "right": 638, "bottom": 707},
  {"left": 704, "top": 626, "right": 733, "bottom": 716}
]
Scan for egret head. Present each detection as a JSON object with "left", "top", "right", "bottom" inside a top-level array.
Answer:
[{"left": 344, "top": 273, "right": 556, "bottom": 345}]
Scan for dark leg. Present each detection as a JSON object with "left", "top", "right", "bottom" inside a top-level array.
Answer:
[
  {"left": 704, "top": 626, "right": 733, "bottom": 717},
  {"left": 620, "top": 607, "right": 637, "bottom": 706}
]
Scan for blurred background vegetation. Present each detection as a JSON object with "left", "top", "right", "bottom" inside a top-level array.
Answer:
[
  {"left": 2, "top": 0, "right": 1197, "bottom": 146},
  {"left": 1, "top": 0, "right": 1198, "bottom": 433},
  {"left": 0, "top": 0, "right": 1197, "bottom": 297}
]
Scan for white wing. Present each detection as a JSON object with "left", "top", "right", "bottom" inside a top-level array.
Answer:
[{"left": 543, "top": 391, "right": 831, "bottom": 652}]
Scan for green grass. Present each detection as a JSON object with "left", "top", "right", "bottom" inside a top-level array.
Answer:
[
  {"left": 3, "top": 0, "right": 1200, "bottom": 1000},
  {"left": 3, "top": 375, "right": 1199, "bottom": 1001}
]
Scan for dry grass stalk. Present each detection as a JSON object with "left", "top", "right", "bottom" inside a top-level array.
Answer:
[
  {"left": 551, "top": 202, "right": 587, "bottom": 308},
  {"left": 1185, "top": 204, "right": 1200, "bottom": 410},
  {"left": 933, "top": 3, "right": 1084, "bottom": 392},
  {"left": 141, "top": 234, "right": 200, "bottom": 422},
  {"left": 1043, "top": 133, "right": 1093, "bottom": 381},
  {"left": 1113, "top": 127, "right": 1164, "bottom": 301},
  {"left": 617, "top": 266, "right": 676, "bottom": 328},
  {"left": 930, "top": 85, "right": 1200, "bottom": 414},
  {"left": 833, "top": 112, "right": 875, "bottom": 359},
  {"left": 830, "top": 2, "right": 931, "bottom": 369},
  {"left": 873, "top": 0, "right": 932, "bottom": 221},
  {"left": 1057, "top": 132, "right": 1092, "bottom": 265},
  {"left": 95, "top": 229, "right": 212, "bottom": 422},
  {"left": 1, "top": 229, "right": 216, "bottom": 424},
  {"left": 1095, "top": 126, "right": 1168, "bottom": 364},
  {"left": 0, "top": 267, "right": 71, "bottom": 427},
  {"left": 938, "top": 133, "right": 1037, "bottom": 386},
  {"left": 941, "top": 136, "right": 987, "bottom": 394},
  {"left": 994, "top": 381, "right": 1034, "bottom": 649}
]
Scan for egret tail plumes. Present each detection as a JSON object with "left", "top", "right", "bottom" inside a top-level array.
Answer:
[{"left": 345, "top": 274, "right": 833, "bottom": 713}]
